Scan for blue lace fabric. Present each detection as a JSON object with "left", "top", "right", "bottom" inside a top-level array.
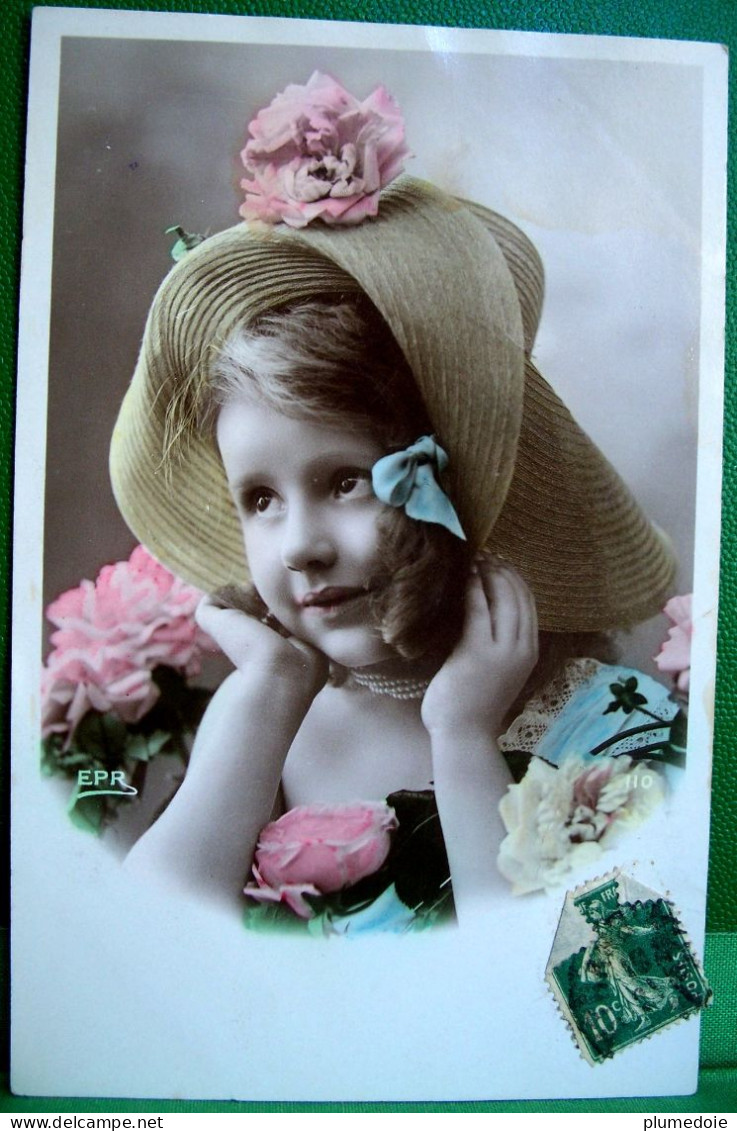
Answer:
[{"left": 499, "top": 660, "right": 680, "bottom": 767}]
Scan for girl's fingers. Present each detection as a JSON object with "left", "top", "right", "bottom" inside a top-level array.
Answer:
[
  {"left": 474, "top": 556, "right": 494, "bottom": 607},
  {"left": 197, "top": 594, "right": 282, "bottom": 665},
  {"left": 498, "top": 565, "right": 538, "bottom": 643},
  {"left": 462, "top": 570, "right": 495, "bottom": 645},
  {"left": 475, "top": 560, "right": 537, "bottom": 644},
  {"left": 488, "top": 568, "right": 520, "bottom": 643},
  {"left": 497, "top": 567, "right": 539, "bottom": 670},
  {"left": 464, "top": 566, "right": 522, "bottom": 646},
  {"left": 195, "top": 593, "right": 223, "bottom": 632},
  {"left": 196, "top": 599, "right": 261, "bottom": 662},
  {"left": 525, "top": 580, "right": 539, "bottom": 644},
  {"left": 195, "top": 596, "right": 329, "bottom": 702},
  {"left": 196, "top": 592, "right": 253, "bottom": 634}
]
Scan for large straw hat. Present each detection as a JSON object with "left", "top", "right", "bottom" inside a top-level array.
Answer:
[{"left": 110, "top": 176, "right": 675, "bottom": 632}]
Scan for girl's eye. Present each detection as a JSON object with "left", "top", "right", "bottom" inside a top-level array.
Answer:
[
  {"left": 246, "top": 488, "right": 275, "bottom": 514},
  {"left": 334, "top": 470, "right": 371, "bottom": 498}
]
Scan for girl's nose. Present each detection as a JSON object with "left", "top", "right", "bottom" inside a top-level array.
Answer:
[{"left": 281, "top": 506, "right": 337, "bottom": 573}]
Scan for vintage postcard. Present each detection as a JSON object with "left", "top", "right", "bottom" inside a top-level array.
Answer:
[{"left": 11, "top": 8, "right": 726, "bottom": 1101}]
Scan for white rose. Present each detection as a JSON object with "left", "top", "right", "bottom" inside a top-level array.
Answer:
[{"left": 498, "top": 755, "right": 665, "bottom": 896}]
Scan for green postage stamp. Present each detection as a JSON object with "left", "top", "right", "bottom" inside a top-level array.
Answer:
[{"left": 546, "top": 871, "right": 712, "bottom": 1065}]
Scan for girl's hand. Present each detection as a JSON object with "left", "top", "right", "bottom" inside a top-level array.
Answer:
[
  {"left": 196, "top": 592, "right": 329, "bottom": 704},
  {"left": 421, "top": 561, "right": 538, "bottom": 737}
]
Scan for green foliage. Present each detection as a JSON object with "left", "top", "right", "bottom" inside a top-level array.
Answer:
[
  {"left": 605, "top": 676, "right": 648, "bottom": 715},
  {"left": 241, "top": 900, "right": 310, "bottom": 934},
  {"left": 166, "top": 225, "right": 205, "bottom": 261},
  {"left": 66, "top": 781, "right": 108, "bottom": 835},
  {"left": 593, "top": 678, "right": 687, "bottom": 768},
  {"left": 503, "top": 749, "right": 532, "bottom": 783},
  {"left": 40, "top": 669, "right": 212, "bottom": 833},
  {"left": 125, "top": 730, "right": 171, "bottom": 763},
  {"left": 503, "top": 750, "right": 558, "bottom": 783},
  {"left": 669, "top": 708, "right": 688, "bottom": 754}
]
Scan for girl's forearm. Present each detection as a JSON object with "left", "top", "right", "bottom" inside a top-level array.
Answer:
[
  {"left": 124, "top": 669, "right": 313, "bottom": 901},
  {"left": 430, "top": 725, "right": 512, "bottom": 924}
]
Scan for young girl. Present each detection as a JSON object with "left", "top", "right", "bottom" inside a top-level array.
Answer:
[{"left": 110, "top": 78, "right": 677, "bottom": 928}]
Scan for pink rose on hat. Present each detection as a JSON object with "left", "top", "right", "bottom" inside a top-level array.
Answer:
[
  {"left": 244, "top": 801, "right": 398, "bottom": 918},
  {"left": 239, "top": 71, "right": 410, "bottom": 229}
]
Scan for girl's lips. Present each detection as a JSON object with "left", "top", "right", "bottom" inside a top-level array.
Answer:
[{"left": 301, "top": 587, "right": 368, "bottom": 612}]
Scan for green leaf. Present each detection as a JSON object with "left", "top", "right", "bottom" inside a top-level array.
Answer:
[
  {"left": 41, "top": 734, "right": 108, "bottom": 777},
  {"left": 386, "top": 790, "right": 451, "bottom": 913},
  {"left": 305, "top": 912, "right": 331, "bottom": 939},
  {"left": 625, "top": 745, "right": 686, "bottom": 768},
  {"left": 145, "top": 667, "right": 212, "bottom": 734},
  {"left": 40, "top": 737, "right": 61, "bottom": 777},
  {"left": 66, "top": 780, "right": 107, "bottom": 835},
  {"left": 241, "top": 899, "right": 310, "bottom": 934},
  {"left": 503, "top": 749, "right": 534, "bottom": 783},
  {"left": 125, "top": 729, "right": 171, "bottom": 763},
  {"left": 659, "top": 748, "right": 687, "bottom": 768},
  {"left": 180, "top": 686, "right": 214, "bottom": 729},
  {"left": 606, "top": 676, "right": 650, "bottom": 716},
  {"left": 63, "top": 746, "right": 105, "bottom": 771},
  {"left": 669, "top": 708, "right": 688, "bottom": 752},
  {"left": 74, "top": 711, "right": 129, "bottom": 764},
  {"left": 165, "top": 225, "right": 205, "bottom": 262},
  {"left": 409, "top": 890, "right": 455, "bottom": 930},
  {"left": 503, "top": 751, "right": 558, "bottom": 782},
  {"left": 59, "top": 751, "right": 102, "bottom": 770}
]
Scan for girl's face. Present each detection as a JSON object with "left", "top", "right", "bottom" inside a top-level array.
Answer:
[{"left": 217, "top": 396, "right": 396, "bottom": 668}]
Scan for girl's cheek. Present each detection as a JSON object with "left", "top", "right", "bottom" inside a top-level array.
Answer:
[
  {"left": 243, "top": 533, "right": 275, "bottom": 587},
  {"left": 337, "top": 514, "right": 375, "bottom": 561}
]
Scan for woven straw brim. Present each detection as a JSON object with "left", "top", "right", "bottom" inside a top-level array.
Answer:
[{"left": 110, "top": 177, "right": 675, "bottom": 631}]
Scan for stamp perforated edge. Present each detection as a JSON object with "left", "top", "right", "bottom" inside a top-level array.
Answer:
[{"left": 545, "top": 869, "right": 712, "bottom": 1066}]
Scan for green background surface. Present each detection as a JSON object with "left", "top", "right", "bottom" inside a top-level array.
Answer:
[{"left": 2, "top": 0, "right": 736, "bottom": 1114}]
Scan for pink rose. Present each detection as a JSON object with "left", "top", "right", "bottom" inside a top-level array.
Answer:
[
  {"left": 244, "top": 801, "right": 398, "bottom": 918},
  {"left": 654, "top": 593, "right": 692, "bottom": 694},
  {"left": 239, "top": 71, "right": 410, "bottom": 229},
  {"left": 42, "top": 545, "right": 215, "bottom": 743}
]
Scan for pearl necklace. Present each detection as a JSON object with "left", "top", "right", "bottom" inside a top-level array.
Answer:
[{"left": 349, "top": 670, "right": 431, "bottom": 700}]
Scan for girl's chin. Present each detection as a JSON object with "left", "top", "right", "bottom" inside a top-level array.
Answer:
[
  {"left": 310, "top": 629, "right": 395, "bottom": 670},
  {"left": 326, "top": 645, "right": 397, "bottom": 670}
]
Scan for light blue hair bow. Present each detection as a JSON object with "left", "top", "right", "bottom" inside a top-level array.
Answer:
[{"left": 371, "top": 436, "right": 466, "bottom": 541}]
